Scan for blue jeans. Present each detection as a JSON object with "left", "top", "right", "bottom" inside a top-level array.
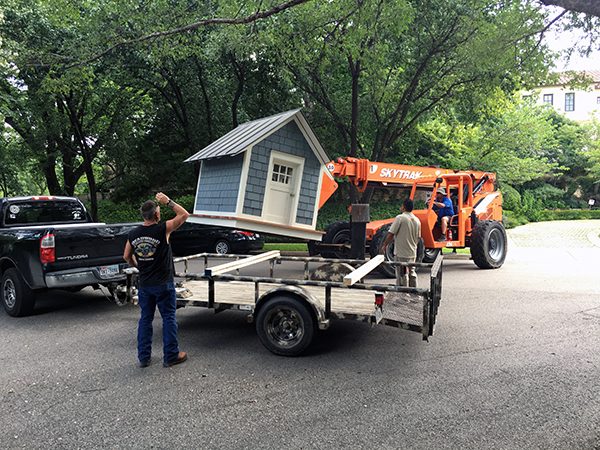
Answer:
[{"left": 137, "top": 282, "right": 180, "bottom": 364}]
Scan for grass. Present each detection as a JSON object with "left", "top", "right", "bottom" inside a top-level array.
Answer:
[
  {"left": 263, "top": 242, "right": 309, "bottom": 252},
  {"left": 442, "top": 247, "right": 470, "bottom": 255},
  {"left": 263, "top": 242, "right": 471, "bottom": 254}
]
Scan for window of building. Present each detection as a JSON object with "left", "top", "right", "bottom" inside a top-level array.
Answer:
[
  {"left": 543, "top": 94, "right": 553, "bottom": 105},
  {"left": 565, "top": 93, "right": 575, "bottom": 112},
  {"left": 597, "top": 96, "right": 600, "bottom": 105}
]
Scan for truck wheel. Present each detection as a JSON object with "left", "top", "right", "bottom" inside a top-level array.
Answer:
[
  {"left": 369, "top": 224, "right": 395, "bottom": 278},
  {"left": 255, "top": 296, "right": 315, "bottom": 356},
  {"left": 321, "top": 221, "right": 351, "bottom": 259},
  {"left": 422, "top": 248, "right": 441, "bottom": 263},
  {"left": 470, "top": 220, "right": 507, "bottom": 269},
  {"left": 1, "top": 268, "right": 36, "bottom": 317}
]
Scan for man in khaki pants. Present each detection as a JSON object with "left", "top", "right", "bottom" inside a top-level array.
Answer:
[{"left": 380, "top": 198, "right": 421, "bottom": 287}]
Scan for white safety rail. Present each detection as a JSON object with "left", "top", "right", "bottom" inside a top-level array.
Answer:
[
  {"left": 204, "top": 250, "right": 280, "bottom": 277},
  {"left": 343, "top": 254, "right": 385, "bottom": 286}
]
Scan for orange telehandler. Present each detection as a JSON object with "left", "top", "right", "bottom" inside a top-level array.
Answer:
[{"left": 313, "top": 157, "right": 507, "bottom": 276}]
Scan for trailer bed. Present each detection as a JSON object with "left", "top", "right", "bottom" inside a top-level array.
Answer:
[{"left": 179, "top": 279, "right": 426, "bottom": 329}]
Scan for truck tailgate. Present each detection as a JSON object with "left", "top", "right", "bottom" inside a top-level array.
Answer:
[{"left": 46, "top": 223, "right": 138, "bottom": 271}]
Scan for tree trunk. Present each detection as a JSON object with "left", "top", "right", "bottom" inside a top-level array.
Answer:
[
  {"left": 230, "top": 54, "right": 245, "bottom": 128},
  {"left": 82, "top": 152, "right": 98, "bottom": 221},
  {"left": 42, "top": 146, "right": 63, "bottom": 195}
]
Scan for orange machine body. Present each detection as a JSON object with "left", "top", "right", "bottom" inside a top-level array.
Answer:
[{"left": 321, "top": 157, "right": 502, "bottom": 251}]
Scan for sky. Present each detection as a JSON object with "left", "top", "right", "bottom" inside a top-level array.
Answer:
[{"left": 542, "top": 9, "right": 600, "bottom": 72}]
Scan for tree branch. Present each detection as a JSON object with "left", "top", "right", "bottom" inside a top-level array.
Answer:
[{"left": 67, "top": 0, "right": 312, "bottom": 68}]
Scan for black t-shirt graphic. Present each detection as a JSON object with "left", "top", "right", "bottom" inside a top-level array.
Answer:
[{"left": 128, "top": 222, "right": 174, "bottom": 287}]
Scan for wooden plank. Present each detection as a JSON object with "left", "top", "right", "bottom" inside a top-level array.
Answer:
[
  {"left": 204, "top": 251, "right": 280, "bottom": 276},
  {"left": 343, "top": 255, "right": 385, "bottom": 286}
]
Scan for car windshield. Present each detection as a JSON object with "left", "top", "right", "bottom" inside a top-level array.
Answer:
[{"left": 4, "top": 201, "right": 88, "bottom": 226}]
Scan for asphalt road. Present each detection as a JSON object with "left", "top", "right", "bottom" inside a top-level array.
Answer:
[{"left": 1, "top": 220, "right": 600, "bottom": 449}]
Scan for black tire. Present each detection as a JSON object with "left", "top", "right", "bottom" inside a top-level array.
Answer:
[
  {"left": 214, "top": 239, "right": 231, "bottom": 255},
  {"left": 416, "top": 238, "right": 425, "bottom": 263},
  {"left": 470, "top": 220, "right": 507, "bottom": 269},
  {"left": 422, "top": 248, "right": 441, "bottom": 264},
  {"left": 255, "top": 295, "right": 316, "bottom": 356},
  {"left": 1, "top": 268, "right": 36, "bottom": 317},
  {"left": 369, "top": 224, "right": 395, "bottom": 278},
  {"left": 307, "top": 240, "right": 320, "bottom": 256},
  {"left": 320, "top": 221, "right": 351, "bottom": 259}
]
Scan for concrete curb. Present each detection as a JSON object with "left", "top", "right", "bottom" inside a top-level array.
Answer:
[{"left": 587, "top": 231, "right": 600, "bottom": 248}]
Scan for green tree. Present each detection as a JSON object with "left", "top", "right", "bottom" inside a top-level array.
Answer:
[{"left": 265, "top": 0, "right": 551, "bottom": 200}]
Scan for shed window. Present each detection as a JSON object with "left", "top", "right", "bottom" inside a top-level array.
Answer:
[{"left": 272, "top": 163, "right": 293, "bottom": 184}]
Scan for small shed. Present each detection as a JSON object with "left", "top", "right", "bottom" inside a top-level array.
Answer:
[{"left": 185, "top": 109, "right": 336, "bottom": 240}]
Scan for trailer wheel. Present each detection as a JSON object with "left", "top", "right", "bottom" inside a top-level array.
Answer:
[
  {"left": 470, "top": 220, "right": 507, "bottom": 269},
  {"left": 422, "top": 248, "right": 441, "bottom": 263},
  {"left": 1, "top": 268, "right": 36, "bottom": 317},
  {"left": 321, "top": 221, "right": 351, "bottom": 259},
  {"left": 369, "top": 225, "right": 395, "bottom": 278},
  {"left": 255, "top": 296, "right": 315, "bottom": 356}
]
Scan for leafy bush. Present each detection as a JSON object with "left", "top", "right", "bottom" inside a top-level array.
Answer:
[
  {"left": 528, "top": 184, "right": 567, "bottom": 209},
  {"left": 537, "top": 209, "right": 600, "bottom": 221},
  {"left": 502, "top": 210, "right": 528, "bottom": 229},
  {"left": 95, "top": 194, "right": 196, "bottom": 224},
  {"left": 500, "top": 185, "right": 521, "bottom": 212}
]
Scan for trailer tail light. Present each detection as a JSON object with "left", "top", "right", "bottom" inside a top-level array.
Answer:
[
  {"left": 374, "top": 292, "right": 384, "bottom": 307},
  {"left": 40, "top": 232, "right": 55, "bottom": 264}
]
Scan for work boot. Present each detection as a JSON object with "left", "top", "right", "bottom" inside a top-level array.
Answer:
[{"left": 437, "top": 235, "right": 447, "bottom": 242}]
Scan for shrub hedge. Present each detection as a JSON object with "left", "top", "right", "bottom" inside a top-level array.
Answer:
[{"left": 94, "top": 195, "right": 599, "bottom": 234}]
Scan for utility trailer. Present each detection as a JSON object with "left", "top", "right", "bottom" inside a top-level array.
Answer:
[{"left": 156, "top": 251, "right": 444, "bottom": 356}]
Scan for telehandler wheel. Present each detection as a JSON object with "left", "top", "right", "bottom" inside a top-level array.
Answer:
[
  {"left": 370, "top": 226, "right": 426, "bottom": 278},
  {"left": 1, "top": 268, "right": 36, "bottom": 317},
  {"left": 255, "top": 295, "right": 316, "bottom": 356},
  {"left": 470, "top": 220, "right": 507, "bottom": 269},
  {"left": 321, "top": 221, "right": 351, "bottom": 259},
  {"left": 422, "top": 248, "right": 441, "bottom": 264},
  {"left": 369, "top": 224, "right": 395, "bottom": 278}
]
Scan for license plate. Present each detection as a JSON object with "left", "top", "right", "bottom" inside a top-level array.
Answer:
[{"left": 99, "top": 264, "right": 120, "bottom": 278}]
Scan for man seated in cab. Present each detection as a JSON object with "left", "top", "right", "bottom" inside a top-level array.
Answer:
[{"left": 433, "top": 187, "right": 454, "bottom": 242}]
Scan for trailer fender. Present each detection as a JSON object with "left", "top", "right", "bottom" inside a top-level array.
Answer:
[{"left": 255, "top": 286, "right": 330, "bottom": 330}]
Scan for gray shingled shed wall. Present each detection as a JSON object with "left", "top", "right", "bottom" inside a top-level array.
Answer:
[
  {"left": 195, "top": 154, "right": 244, "bottom": 213},
  {"left": 243, "top": 121, "right": 321, "bottom": 225}
]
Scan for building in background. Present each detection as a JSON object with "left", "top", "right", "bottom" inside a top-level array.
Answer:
[{"left": 522, "top": 71, "right": 600, "bottom": 122}]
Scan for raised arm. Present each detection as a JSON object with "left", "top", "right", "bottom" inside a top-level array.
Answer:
[
  {"left": 123, "top": 240, "right": 137, "bottom": 267},
  {"left": 156, "top": 192, "right": 190, "bottom": 239}
]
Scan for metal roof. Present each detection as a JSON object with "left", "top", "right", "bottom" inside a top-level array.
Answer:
[{"left": 184, "top": 108, "right": 329, "bottom": 164}]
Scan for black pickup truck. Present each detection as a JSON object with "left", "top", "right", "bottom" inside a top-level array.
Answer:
[{"left": 0, "top": 196, "right": 137, "bottom": 316}]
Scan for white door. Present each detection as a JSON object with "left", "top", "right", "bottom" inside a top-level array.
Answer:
[{"left": 263, "top": 157, "right": 302, "bottom": 224}]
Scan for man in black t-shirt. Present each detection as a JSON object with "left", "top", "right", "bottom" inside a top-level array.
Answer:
[{"left": 123, "top": 192, "right": 190, "bottom": 368}]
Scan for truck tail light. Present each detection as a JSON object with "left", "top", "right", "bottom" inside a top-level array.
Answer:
[
  {"left": 375, "top": 292, "right": 384, "bottom": 307},
  {"left": 40, "top": 232, "right": 55, "bottom": 264}
]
